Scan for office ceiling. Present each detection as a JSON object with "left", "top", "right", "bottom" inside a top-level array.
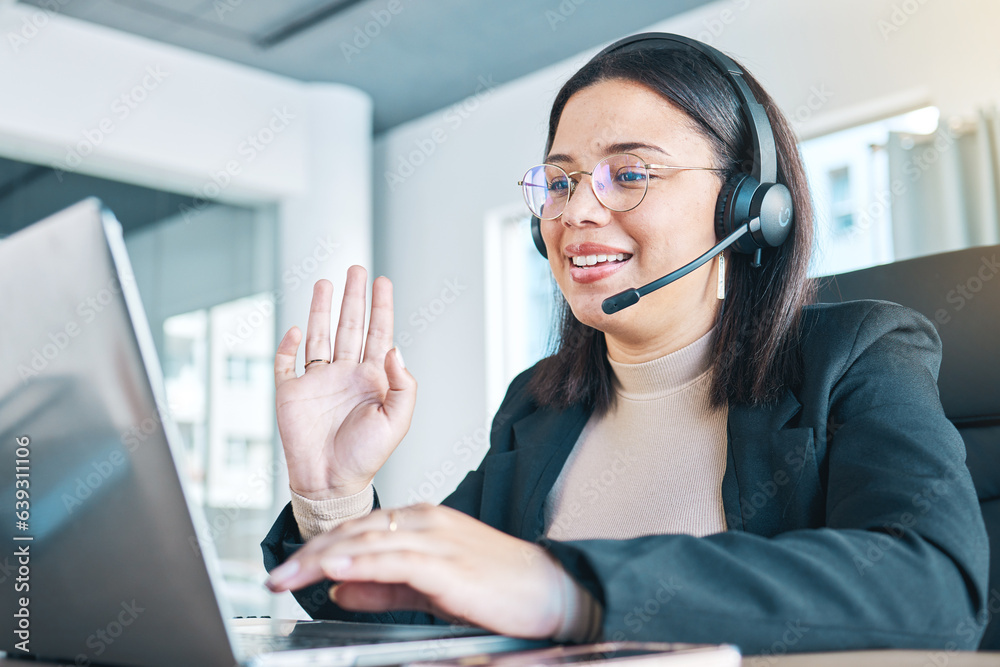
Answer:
[{"left": 17, "top": 0, "right": 714, "bottom": 133}]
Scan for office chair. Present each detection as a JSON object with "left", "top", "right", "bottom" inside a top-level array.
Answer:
[{"left": 816, "top": 243, "right": 1000, "bottom": 649}]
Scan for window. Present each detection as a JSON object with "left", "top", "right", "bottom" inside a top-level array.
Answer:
[
  {"left": 163, "top": 310, "right": 209, "bottom": 498},
  {"left": 226, "top": 437, "right": 248, "bottom": 468},
  {"left": 484, "top": 205, "right": 558, "bottom": 417},
  {"left": 799, "top": 106, "right": 940, "bottom": 276},
  {"left": 226, "top": 357, "right": 249, "bottom": 384},
  {"left": 161, "top": 293, "right": 276, "bottom": 509},
  {"left": 828, "top": 166, "right": 854, "bottom": 233},
  {"left": 226, "top": 355, "right": 269, "bottom": 385}
]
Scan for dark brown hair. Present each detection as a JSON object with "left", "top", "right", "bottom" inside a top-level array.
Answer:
[{"left": 526, "top": 44, "right": 816, "bottom": 414}]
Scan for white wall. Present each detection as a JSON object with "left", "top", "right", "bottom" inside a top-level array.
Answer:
[{"left": 370, "top": 0, "right": 1000, "bottom": 506}]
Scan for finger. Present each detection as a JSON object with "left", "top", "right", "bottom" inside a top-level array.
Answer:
[
  {"left": 305, "top": 279, "right": 334, "bottom": 366},
  {"left": 331, "top": 582, "right": 462, "bottom": 622},
  {"left": 382, "top": 347, "right": 416, "bottom": 435},
  {"left": 275, "top": 326, "right": 302, "bottom": 390},
  {"left": 322, "top": 550, "right": 452, "bottom": 600},
  {"left": 321, "top": 505, "right": 437, "bottom": 541},
  {"left": 331, "top": 582, "right": 432, "bottom": 612},
  {"left": 278, "top": 505, "right": 437, "bottom": 569},
  {"left": 362, "top": 276, "right": 394, "bottom": 364},
  {"left": 333, "top": 266, "right": 368, "bottom": 363},
  {"left": 266, "top": 522, "right": 447, "bottom": 592}
]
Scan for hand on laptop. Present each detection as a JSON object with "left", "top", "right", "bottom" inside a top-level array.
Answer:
[
  {"left": 274, "top": 267, "right": 416, "bottom": 500},
  {"left": 265, "top": 503, "right": 570, "bottom": 639}
]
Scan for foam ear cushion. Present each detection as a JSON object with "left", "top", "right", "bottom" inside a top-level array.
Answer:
[{"left": 714, "top": 175, "right": 742, "bottom": 241}]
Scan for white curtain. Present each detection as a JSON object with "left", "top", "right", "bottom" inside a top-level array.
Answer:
[{"left": 887, "top": 107, "right": 1000, "bottom": 260}]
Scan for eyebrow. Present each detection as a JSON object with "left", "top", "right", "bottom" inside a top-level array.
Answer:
[{"left": 545, "top": 142, "right": 671, "bottom": 165}]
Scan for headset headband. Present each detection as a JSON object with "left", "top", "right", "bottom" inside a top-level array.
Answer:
[{"left": 590, "top": 32, "right": 777, "bottom": 184}]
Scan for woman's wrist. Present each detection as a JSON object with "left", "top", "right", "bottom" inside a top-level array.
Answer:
[
  {"left": 546, "top": 554, "right": 603, "bottom": 643},
  {"left": 289, "top": 479, "right": 372, "bottom": 501},
  {"left": 559, "top": 578, "right": 603, "bottom": 643}
]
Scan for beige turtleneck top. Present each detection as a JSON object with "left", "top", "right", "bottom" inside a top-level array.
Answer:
[{"left": 545, "top": 325, "right": 729, "bottom": 540}]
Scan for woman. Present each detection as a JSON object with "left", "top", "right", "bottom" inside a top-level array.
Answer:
[{"left": 262, "top": 33, "right": 989, "bottom": 653}]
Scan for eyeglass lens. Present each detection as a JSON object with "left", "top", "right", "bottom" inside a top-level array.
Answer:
[{"left": 521, "top": 154, "right": 649, "bottom": 220}]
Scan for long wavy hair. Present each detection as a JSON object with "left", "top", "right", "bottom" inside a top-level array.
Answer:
[{"left": 526, "top": 44, "right": 816, "bottom": 415}]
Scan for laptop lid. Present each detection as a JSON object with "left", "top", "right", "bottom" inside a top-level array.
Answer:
[{"left": 1, "top": 198, "right": 241, "bottom": 666}]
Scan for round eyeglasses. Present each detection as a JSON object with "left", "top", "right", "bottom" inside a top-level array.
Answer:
[{"left": 518, "top": 153, "right": 723, "bottom": 220}]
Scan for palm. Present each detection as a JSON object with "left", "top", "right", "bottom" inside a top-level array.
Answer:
[{"left": 274, "top": 269, "right": 415, "bottom": 499}]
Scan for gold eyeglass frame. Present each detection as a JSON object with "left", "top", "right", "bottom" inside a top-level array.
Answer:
[{"left": 518, "top": 152, "right": 724, "bottom": 220}]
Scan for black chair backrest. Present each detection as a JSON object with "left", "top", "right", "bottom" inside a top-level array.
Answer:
[{"left": 816, "top": 244, "right": 1000, "bottom": 649}]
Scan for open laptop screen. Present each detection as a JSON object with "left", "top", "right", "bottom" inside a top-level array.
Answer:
[{"left": 0, "top": 199, "right": 238, "bottom": 666}]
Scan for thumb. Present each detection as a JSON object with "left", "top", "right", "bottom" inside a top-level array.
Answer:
[{"left": 382, "top": 347, "right": 416, "bottom": 430}]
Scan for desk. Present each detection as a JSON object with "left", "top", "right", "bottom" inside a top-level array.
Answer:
[{"left": 3, "top": 651, "right": 1000, "bottom": 666}]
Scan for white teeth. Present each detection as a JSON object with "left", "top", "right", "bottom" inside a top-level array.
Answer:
[{"left": 571, "top": 253, "right": 630, "bottom": 267}]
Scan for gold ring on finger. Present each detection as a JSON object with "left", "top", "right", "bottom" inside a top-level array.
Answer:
[{"left": 305, "top": 358, "right": 331, "bottom": 369}]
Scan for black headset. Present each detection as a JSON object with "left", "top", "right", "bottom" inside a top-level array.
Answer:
[{"left": 529, "top": 32, "right": 793, "bottom": 277}]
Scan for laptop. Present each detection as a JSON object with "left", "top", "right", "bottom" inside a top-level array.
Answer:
[{"left": 0, "top": 199, "right": 548, "bottom": 667}]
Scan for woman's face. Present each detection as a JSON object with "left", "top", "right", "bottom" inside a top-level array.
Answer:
[{"left": 541, "top": 78, "right": 725, "bottom": 350}]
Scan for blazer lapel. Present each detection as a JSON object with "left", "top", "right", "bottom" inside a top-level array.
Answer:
[
  {"left": 725, "top": 388, "right": 822, "bottom": 536},
  {"left": 506, "top": 402, "right": 591, "bottom": 542}
]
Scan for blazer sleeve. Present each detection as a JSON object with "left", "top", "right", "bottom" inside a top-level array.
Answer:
[{"left": 542, "top": 302, "right": 990, "bottom": 654}]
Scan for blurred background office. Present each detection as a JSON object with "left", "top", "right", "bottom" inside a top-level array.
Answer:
[{"left": 0, "top": 0, "right": 997, "bottom": 618}]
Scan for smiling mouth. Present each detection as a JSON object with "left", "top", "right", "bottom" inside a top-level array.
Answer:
[{"left": 570, "top": 253, "right": 632, "bottom": 267}]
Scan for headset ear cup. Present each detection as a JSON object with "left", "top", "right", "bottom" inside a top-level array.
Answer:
[
  {"left": 754, "top": 182, "right": 794, "bottom": 249},
  {"left": 715, "top": 174, "right": 757, "bottom": 255},
  {"left": 530, "top": 215, "right": 548, "bottom": 259}
]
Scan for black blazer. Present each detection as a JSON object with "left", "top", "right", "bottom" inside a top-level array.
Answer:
[{"left": 262, "top": 299, "right": 989, "bottom": 654}]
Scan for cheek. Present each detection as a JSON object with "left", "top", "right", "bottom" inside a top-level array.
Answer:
[
  {"left": 548, "top": 254, "right": 562, "bottom": 279},
  {"left": 643, "top": 189, "right": 720, "bottom": 246},
  {"left": 541, "top": 223, "right": 560, "bottom": 263}
]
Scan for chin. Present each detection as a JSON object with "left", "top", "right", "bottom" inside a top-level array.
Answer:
[{"left": 564, "top": 294, "right": 619, "bottom": 332}]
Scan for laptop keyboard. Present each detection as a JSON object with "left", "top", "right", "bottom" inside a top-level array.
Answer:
[{"left": 234, "top": 618, "right": 489, "bottom": 654}]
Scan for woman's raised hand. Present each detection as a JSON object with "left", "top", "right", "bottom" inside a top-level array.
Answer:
[{"left": 274, "top": 266, "right": 415, "bottom": 500}]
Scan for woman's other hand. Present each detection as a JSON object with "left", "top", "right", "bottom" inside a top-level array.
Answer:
[
  {"left": 264, "top": 504, "right": 569, "bottom": 639},
  {"left": 274, "top": 266, "right": 416, "bottom": 500}
]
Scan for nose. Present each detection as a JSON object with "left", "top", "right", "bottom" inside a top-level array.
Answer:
[{"left": 560, "top": 172, "right": 612, "bottom": 229}]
